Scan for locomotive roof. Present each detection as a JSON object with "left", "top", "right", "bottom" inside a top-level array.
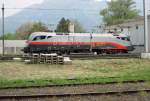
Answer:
[{"left": 30, "top": 32, "right": 128, "bottom": 37}]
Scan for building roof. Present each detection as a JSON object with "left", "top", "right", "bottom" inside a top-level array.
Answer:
[{"left": 105, "top": 15, "right": 150, "bottom": 30}]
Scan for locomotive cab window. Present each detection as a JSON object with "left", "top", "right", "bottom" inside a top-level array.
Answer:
[
  {"left": 33, "top": 36, "right": 39, "bottom": 41},
  {"left": 126, "top": 37, "right": 130, "bottom": 41},
  {"left": 121, "top": 37, "right": 130, "bottom": 41},
  {"left": 117, "top": 37, "right": 130, "bottom": 41},
  {"left": 117, "top": 37, "right": 120, "bottom": 39},
  {"left": 121, "top": 37, "right": 126, "bottom": 40},
  {"left": 33, "top": 35, "right": 46, "bottom": 41}
]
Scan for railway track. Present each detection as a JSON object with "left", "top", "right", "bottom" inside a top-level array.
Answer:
[
  {"left": 68, "top": 53, "right": 141, "bottom": 59},
  {"left": 0, "top": 80, "right": 149, "bottom": 100},
  {"left": 0, "top": 53, "right": 141, "bottom": 61},
  {"left": 0, "top": 88, "right": 150, "bottom": 100}
]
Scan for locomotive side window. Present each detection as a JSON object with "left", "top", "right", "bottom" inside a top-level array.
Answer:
[
  {"left": 47, "top": 36, "right": 52, "bottom": 39},
  {"left": 40, "top": 36, "right": 46, "bottom": 40}
]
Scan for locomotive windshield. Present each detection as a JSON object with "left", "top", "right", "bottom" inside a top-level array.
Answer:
[
  {"left": 117, "top": 37, "right": 130, "bottom": 41},
  {"left": 33, "top": 35, "right": 46, "bottom": 41}
]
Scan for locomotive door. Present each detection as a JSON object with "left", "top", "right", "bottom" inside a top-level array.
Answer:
[
  {"left": 68, "top": 35, "right": 74, "bottom": 52},
  {"left": 90, "top": 33, "right": 93, "bottom": 52}
]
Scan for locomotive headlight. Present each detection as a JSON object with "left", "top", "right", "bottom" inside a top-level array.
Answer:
[
  {"left": 22, "top": 40, "right": 30, "bottom": 53},
  {"left": 25, "top": 40, "right": 30, "bottom": 47}
]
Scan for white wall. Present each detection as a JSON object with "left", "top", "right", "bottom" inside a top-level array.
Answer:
[
  {"left": 129, "top": 25, "right": 144, "bottom": 45},
  {"left": 148, "top": 18, "right": 150, "bottom": 52},
  {"left": 0, "top": 40, "right": 26, "bottom": 54}
]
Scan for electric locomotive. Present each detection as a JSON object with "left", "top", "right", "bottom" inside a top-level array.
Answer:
[{"left": 23, "top": 32, "right": 134, "bottom": 54}]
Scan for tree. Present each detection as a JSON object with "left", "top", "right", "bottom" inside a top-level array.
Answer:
[
  {"left": 0, "top": 32, "right": 16, "bottom": 40},
  {"left": 73, "top": 20, "right": 86, "bottom": 33},
  {"left": 56, "top": 18, "right": 86, "bottom": 33},
  {"left": 56, "top": 17, "right": 70, "bottom": 33},
  {"left": 16, "top": 21, "right": 49, "bottom": 39},
  {"left": 100, "top": 0, "right": 139, "bottom": 26}
]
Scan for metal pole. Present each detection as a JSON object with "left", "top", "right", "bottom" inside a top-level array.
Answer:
[
  {"left": 143, "top": 0, "right": 149, "bottom": 53},
  {"left": 2, "top": 4, "right": 5, "bottom": 56}
]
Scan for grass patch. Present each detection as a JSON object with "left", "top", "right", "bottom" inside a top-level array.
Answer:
[
  {"left": 0, "top": 59, "right": 150, "bottom": 88},
  {"left": 0, "top": 76, "right": 150, "bottom": 89}
]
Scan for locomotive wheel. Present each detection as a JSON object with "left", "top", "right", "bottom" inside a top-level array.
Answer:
[
  {"left": 63, "top": 51, "right": 70, "bottom": 55},
  {"left": 97, "top": 51, "right": 101, "bottom": 55},
  {"left": 57, "top": 52, "right": 62, "bottom": 55}
]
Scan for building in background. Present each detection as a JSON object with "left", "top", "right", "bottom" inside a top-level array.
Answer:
[
  {"left": 68, "top": 21, "right": 75, "bottom": 33},
  {"left": 104, "top": 16, "right": 150, "bottom": 46},
  {"left": 104, "top": 16, "right": 150, "bottom": 53}
]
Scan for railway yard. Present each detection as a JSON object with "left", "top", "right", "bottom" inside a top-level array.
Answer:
[
  {"left": 0, "top": 53, "right": 150, "bottom": 101},
  {"left": 0, "top": 0, "right": 150, "bottom": 100}
]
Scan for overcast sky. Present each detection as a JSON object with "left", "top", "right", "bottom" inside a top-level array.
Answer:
[
  {"left": 0, "top": 0, "right": 149, "bottom": 17},
  {"left": 0, "top": 0, "right": 112, "bottom": 17},
  {"left": 0, "top": 0, "right": 44, "bottom": 17}
]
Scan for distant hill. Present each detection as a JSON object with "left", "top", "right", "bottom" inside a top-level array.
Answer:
[{"left": 0, "top": 0, "right": 107, "bottom": 34}]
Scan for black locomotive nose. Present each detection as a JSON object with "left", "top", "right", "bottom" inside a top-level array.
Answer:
[
  {"left": 22, "top": 47, "right": 29, "bottom": 53},
  {"left": 127, "top": 46, "right": 135, "bottom": 51}
]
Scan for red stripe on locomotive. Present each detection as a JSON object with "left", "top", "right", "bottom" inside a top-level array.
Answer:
[{"left": 28, "top": 41, "right": 127, "bottom": 50}]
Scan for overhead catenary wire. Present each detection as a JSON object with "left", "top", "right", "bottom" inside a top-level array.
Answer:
[
  {"left": 1, "top": 6, "right": 101, "bottom": 29},
  {"left": 5, "top": 7, "right": 100, "bottom": 12},
  {"left": 1, "top": 3, "right": 5, "bottom": 56},
  {"left": 1, "top": 6, "right": 102, "bottom": 33},
  {"left": 3, "top": 7, "right": 100, "bottom": 15}
]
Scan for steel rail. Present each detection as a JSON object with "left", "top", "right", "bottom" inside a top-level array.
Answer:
[
  {"left": 0, "top": 53, "right": 141, "bottom": 61},
  {"left": 0, "top": 89, "right": 150, "bottom": 99}
]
